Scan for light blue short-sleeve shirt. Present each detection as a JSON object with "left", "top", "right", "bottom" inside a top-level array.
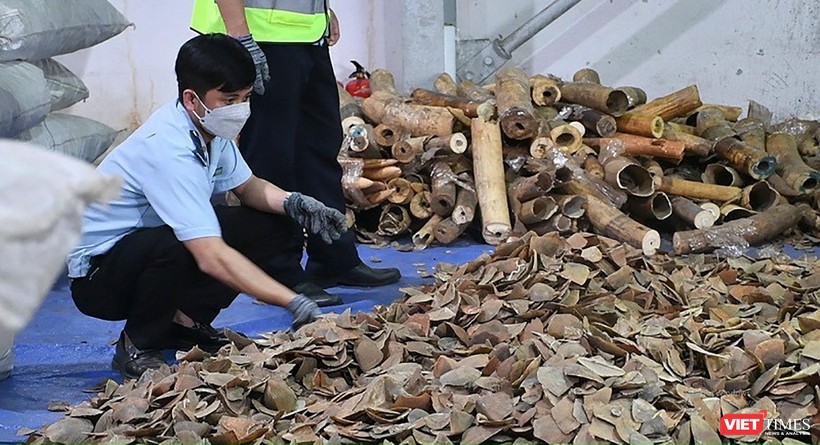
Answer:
[{"left": 66, "top": 100, "right": 252, "bottom": 278}]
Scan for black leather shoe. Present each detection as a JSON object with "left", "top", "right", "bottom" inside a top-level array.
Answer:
[
  {"left": 292, "top": 282, "right": 343, "bottom": 307},
  {"left": 309, "top": 262, "right": 401, "bottom": 288},
  {"left": 167, "top": 322, "right": 230, "bottom": 355},
  {"left": 111, "top": 332, "right": 166, "bottom": 380}
]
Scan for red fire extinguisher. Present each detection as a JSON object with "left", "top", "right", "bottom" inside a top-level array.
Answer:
[{"left": 345, "top": 60, "right": 371, "bottom": 98}]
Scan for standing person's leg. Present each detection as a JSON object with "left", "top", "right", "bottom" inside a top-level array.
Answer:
[
  {"left": 296, "top": 45, "right": 400, "bottom": 288},
  {"left": 238, "top": 44, "right": 344, "bottom": 304},
  {"left": 239, "top": 44, "right": 308, "bottom": 288},
  {"left": 296, "top": 45, "right": 358, "bottom": 271}
]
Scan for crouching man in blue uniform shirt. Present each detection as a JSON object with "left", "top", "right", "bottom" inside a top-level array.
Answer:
[{"left": 66, "top": 34, "right": 345, "bottom": 379}]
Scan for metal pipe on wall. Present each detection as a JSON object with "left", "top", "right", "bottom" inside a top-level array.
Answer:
[{"left": 457, "top": 0, "right": 583, "bottom": 83}]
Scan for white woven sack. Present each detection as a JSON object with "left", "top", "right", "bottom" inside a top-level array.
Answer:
[{"left": 0, "top": 139, "right": 119, "bottom": 361}]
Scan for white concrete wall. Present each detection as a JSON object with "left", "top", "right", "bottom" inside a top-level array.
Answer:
[
  {"left": 57, "top": 1, "right": 193, "bottom": 132},
  {"left": 58, "top": 0, "right": 820, "bottom": 131},
  {"left": 57, "top": 0, "right": 385, "bottom": 133},
  {"left": 457, "top": 0, "right": 820, "bottom": 121}
]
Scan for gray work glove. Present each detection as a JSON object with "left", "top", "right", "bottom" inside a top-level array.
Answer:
[
  {"left": 283, "top": 192, "right": 348, "bottom": 244},
  {"left": 237, "top": 34, "right": 271, "bottom": 95},
  {"left": 286, "top": 294, "right": 321, "bottom": 331}
]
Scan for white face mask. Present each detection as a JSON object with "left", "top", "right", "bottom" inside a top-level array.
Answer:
[{"left": 191, "top": 92, "right": 251, "bottom": 141}]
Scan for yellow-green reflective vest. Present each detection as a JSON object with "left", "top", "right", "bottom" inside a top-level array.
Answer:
[{"left": 191, "top": 0, "right": 329, "bottom": 44}]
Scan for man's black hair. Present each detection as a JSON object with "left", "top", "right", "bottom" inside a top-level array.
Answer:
[{"left": 175, "top": 33, "right": 255, "bottom": 100}]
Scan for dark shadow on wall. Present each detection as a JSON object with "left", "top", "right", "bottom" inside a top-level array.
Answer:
[
  {"left": 520, "top": 0, "right": 720, "bottom": 79},
  {"left": 588, "top": 0, "right": 722, "bottom": 81}
]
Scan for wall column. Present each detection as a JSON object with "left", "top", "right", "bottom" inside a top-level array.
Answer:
[{"left": 383, "top": 0, "right": 445, "bottom": 92}]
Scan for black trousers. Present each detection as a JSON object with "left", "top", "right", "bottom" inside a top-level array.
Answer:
[
  {"left": 239, "top": 43, "right": 359, "bottom": 279},
  {"left": 70, "top": 206, "right": 298, "bottom": 349}
]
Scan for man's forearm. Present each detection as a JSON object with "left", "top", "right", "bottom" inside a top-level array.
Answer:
[
  {"left": 235, "top": 177, "right": 288, "bottom": 214},
  {"left": 215, "top": 0, "right": 250, "bottom": 37},
  {"left": 187, "top": 238, "right": 295, "bottom": 307}
]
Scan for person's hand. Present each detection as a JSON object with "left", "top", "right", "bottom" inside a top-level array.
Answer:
[
  {"left": 327, "top": 9, "right": 340, "bottom": 46},
  {"left": 236, "top": 35, "right": 271, "bottom": 95},
  {"left": 283, "top": 192, "right": 348, "bottom": 244},
  {"left": 286, "top": 294, "right": 321, "bottom": 331}
]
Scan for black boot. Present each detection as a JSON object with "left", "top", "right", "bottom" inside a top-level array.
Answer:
[
  {"left": 166, "top": 322, "right": 231, "bottom": 355},
  {"left": 293, "top": 282, "right": 342, "bottom": 307},
  {"left": 308, "top": 261, "right": 401, "bottom": 288},
  {"left": 111, "top": 332, "right": 166, "bottom": 380}
]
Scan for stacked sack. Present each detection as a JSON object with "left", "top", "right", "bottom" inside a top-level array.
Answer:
[
  {"left": 0, "top": 0, "right": 130, "bottom": 378},
  {"left": 0, "top": 0, "right": 131, "bottom": 163}
]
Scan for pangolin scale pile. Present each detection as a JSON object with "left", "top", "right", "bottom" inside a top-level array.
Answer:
[{"left": 28, "top": 232, "right": 820, "bottom": 444}]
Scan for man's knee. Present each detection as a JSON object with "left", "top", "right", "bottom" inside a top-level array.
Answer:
[{"left": 70, "top": 280, "right": 127, "bottom": 321}]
